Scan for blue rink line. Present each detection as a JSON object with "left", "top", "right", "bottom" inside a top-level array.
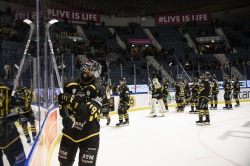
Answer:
[{"left": 24, "top": 104, "right": 59, "bottom": 166}]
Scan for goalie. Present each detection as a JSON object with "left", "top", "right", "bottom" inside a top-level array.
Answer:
[{"left": 149, "top": 78, "right": 167, "bottom": 117}]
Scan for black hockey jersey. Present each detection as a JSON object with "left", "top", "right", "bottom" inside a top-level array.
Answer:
[
  {"left": 199, "top": 79, "right": 211, "bottom": 99},
  {"left": 211, "top": 79, "right": 219, "bottom": 94},
  {"left": 150, "top": 84, "right": 163, "bottom": 100},
  {"left": 12, "top": 87, "right": 31, "bottom": 114},
  {"left": 174, "top": 83, "right": 184, "bottom": 98},
  {"left": 116, "top": 84, "right": 130, "bottom": 106},
  {"left": 222, "top": 79, "right": 232, "bottom": 93},
  {"left": 0, "top": 116, "right": 20, "bottom": 150},
  {"left": 184, "top": 83, "right": 190, "bottom": 95},
  {"left": 0, "top": 86, "right": 12, "bottom": 118},
  {"left": 61, "top": 78, "right": 104, "bottom": 142},
  {"left": 190, "top": 83, "right": 199, "bottom": 97},
  {"left": 162, "top": 82, "right": 169, "bottom": 97},
  {"left": 232, "top": 80, "right": 240, "bottom": 93}
]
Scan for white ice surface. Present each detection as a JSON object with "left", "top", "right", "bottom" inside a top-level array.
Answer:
[{"left": 50, "top": 102, "right": 250, "bottom": 166}]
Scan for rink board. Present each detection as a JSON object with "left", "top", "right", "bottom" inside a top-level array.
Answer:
[{"left": 25, "top": 88, "right": 250, "bottom": 166}]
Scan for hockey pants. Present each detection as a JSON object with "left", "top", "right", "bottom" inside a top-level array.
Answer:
[
  {"left": 118, "top": 105, "right": 129, "bottom": 122},
  {"left": 210, "top": 93, "right": 218, "bottom": 107},
  {"left": 233, "top": 92, "right": 240, "bottom": 104},
  {"left": 224, "top": 92, "right": 232, "bottom": 105},
  {"left": 58, "top": 135, "right": 99, "bottom": 166},
  {"left": 198, "top": 97, "right": 209, "bottom": 116},
  {"left": 19, "top": 110, "right": 37, "bottom": 140}
]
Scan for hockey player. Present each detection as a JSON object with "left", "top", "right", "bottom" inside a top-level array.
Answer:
[
  {"left": 149, "top": 78, "right": 167, "bottom": 117},
  {"left": 101, "top": 84, "right": 112, "bottom": 125},
  {"left": 0, "top": 83, "right": 11, "bottom": 121},
  {"left": 222, "top": 74, "right": 233, "bottom": 109},
  {"left": 189, "top": 78, "right": 199, "bottom": 113},
  {"left": 12, "top": 82, "right": 37, "bottom": 143},
  {"left": 174, "top": 78, "right": 185, "bottom": 111},
  {"left": 162, "top": 78, "right": 169, "bottom": 111},
  {"left": 0, "top": 116, "right": 27, "bottom": 166},
  {"left": 184, "top": 80, "right": 191, "bottom": 106},
  {"left": 196, "top": 72, "right": 211, "bottom": 125},
  {"left": 57, "top": 60, "right": 104, "bottom": 166},
  {"left": 116, "top": 78, "right": 130, "bottom": 126},
  {"left": 210, "top": 74, "right": 219, "bottom": 109},
  {"left": 232, "top": 75, "right": 240, "bottom": 107},
  {"left": 0, "top": 82, "right": 26, "bottom": 165}
]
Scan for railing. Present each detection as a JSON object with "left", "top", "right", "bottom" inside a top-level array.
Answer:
[{"left": 215, "top": 28, "right": 233, "bottom": 53}]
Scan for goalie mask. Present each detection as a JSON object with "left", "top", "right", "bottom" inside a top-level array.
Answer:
[
  {"left": 81, "top": 60, "right": 102, "bottom": 78},
  {"left": 152, "top": 78, "right": 159, "bottom": 85}
]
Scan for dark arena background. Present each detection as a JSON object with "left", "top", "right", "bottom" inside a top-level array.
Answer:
[{"left": 0, "top": 0, "right": 250, "bottom": 165}]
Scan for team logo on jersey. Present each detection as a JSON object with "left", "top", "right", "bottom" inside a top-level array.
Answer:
[
  {"left": 87, "top": 91, "right": 90, "bottom": 96},
  {"left": 72, "top": 88, "right": 77, "bottom": 94},
  {"left": 129, "top": 96, "right": 136, "bottom": 108}
]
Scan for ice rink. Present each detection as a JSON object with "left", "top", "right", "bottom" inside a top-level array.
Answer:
[{"left": 50, "top": 102, "right": 250, "bottom": 166}]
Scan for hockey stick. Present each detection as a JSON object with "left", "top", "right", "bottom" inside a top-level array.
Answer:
[
  {"left": 45, "top": 19, "right": 69, "bottom": 117},
  {"left": 173, "top": 54, "right": 191, "bottom": 82},
  {"left": 11, "top": 19, "right": 35, "bottom": 96}
]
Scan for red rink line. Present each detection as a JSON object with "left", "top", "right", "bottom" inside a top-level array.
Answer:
[{"left": 198, "top": 117, "right": 250, "bottom": 166}]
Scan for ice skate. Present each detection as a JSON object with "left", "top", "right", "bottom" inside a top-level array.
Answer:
[
  {"left": 123, "top": 120, "right": 129, "bottom": 125},
  {"left": 223, "top": 105, "right": 228, "bottom": 110},
  {"left": 203, "top": 115, "right": 210, "bottom": 125},
  {"left": 32, "top": 132, "right": 37, "bottom": 141},
  {"left": 196, "top": 116, "right": 203, "bottom": 126},
  {"left": 116, "top": 121, "right": 123, "bottom": 126},
  {"left": 235, "top": 104, "right": 240, "bottom": 107},
  {"left": 149, "top": 111, "right": 157, "bottom": 117},
  {"left": 210, "top": 106, "right": 214, "bottom": 110},
  {"left": 106, "top": 119, "right": 111, "bottom": 126},
  {"left": 213, "top": 107, "right": 217, "bottom": 110},
  {"left": 194, "top": 110, "right": 198, "bottom": 114},
  {"left": 27, "top": 137, "right": 31, "bottom": 144},
  {"left": 228, "top": 105, "right": 233, "bottom": 110},
  {"left": 189, "top": 110, "right": 195, "bottom": 113}
]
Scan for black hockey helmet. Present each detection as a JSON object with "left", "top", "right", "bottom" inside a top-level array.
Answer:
[
  {"left": 192, "top": 78, "right": 197, "bottom": 82},
  {"left": 212, "top": 74, "right": 216, "bottom": 79},
  {"left": 224, "top": 74, "right": 229, "bottom": 78},
  {"left": 233, "top": 75, "right": 237, "bottom": 79},
  {"left": 204, "top": 71, "right": 211, "bottom": 78},
  {"left": 120, "top": 77, "right": 127, "bottom": 83},
  {"left": 163, "top": 77, "right": 169, "bottom": 82},
  {"left": 177, "top": 77, "right": 182, "bottom": 82},
  {"left": 81, "top": 60, "right": 102, "bottom": 77},
  {"left": 199, "top": 76, "right": 203, "bottom": 80}
]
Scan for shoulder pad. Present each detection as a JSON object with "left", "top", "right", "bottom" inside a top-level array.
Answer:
[{"left": 65, "top": 78, "right": 81, "bottom": 87}]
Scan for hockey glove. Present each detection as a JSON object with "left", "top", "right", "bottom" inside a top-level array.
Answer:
[
  {"left": 58, "top": 93, "right": 77, "bottom": 106},
  {"left": 62, "top": 117, "right": 74, "bottom": 129}
]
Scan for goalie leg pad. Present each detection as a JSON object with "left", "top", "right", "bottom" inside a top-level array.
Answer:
[{"left": 158, "top": 99, "right": 167, "bottom": 115}]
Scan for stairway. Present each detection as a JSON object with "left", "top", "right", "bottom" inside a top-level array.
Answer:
[
  {"left": 109, "top": 28, "right": 127, "bottom": 50},
  {"left": 179, "top": 28, "right": 200, "bottom": 55},
  {"left": 213, "top": 54, "right": 244, "bottom": 80},
  {"left": 146, "top": 56, "right": 175, "bottom": 83},
  {"left": 76, "top": 25, "right": 87, "bottom": 41},
  {"left": 215, "top": 27, "right": 237, "bottom": 53},
  {"left": 143, "top": 29, "right": 162, "bottom": 51}
]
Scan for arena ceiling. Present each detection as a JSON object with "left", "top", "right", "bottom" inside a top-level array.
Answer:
[{"left": 6, "top": 0, "right": 250, "bottom": 17}]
